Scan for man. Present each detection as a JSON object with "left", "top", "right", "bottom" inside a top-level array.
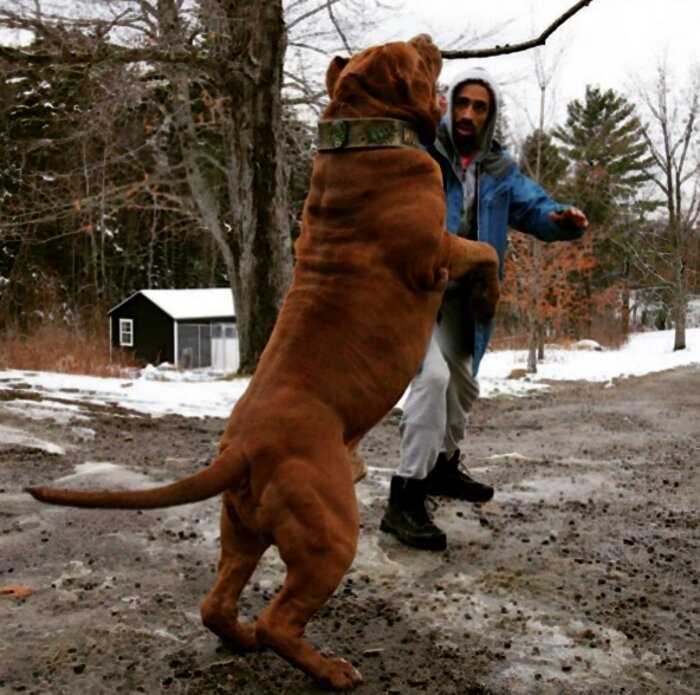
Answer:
[{"left": 380, "top": 66, "right": 588, "bottom": 551}]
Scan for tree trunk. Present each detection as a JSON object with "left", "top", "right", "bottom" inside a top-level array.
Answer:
[
  {"left": 526, "top": 238, "right": 542, "bottom": 372},
  {"left": 156, "top": 0, "right": 293, "bottom": 374},
  {"left": 527, "top": 96, "right": 546, "bottom": 371},
  {"left": 80, "top": 142, "right": 99, "bottom": 305},
  {"left": 221, "top": 0, "right": 293, "bottom": 374},
  {"left": 673, "top": 307, "right": 686, "bottom": 351},
  {"left": 620, "top": 284, "right": 630, "bottom": 336},
  {"left": 147, "top": 203, "right": 158, "bottom": 289},
  {"left": 672, "top": 261, "right": 687, "bottom": 351}
]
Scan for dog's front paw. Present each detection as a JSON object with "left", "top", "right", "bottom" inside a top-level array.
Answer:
[
  {"left": 471, "top": 271, "right": 500, "bottom": 323},
  {"left": 319, "top": 657, "right": 363, "bottom": 690}
]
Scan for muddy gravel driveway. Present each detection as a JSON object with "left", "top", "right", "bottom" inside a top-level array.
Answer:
[{"left": 0, "top": 366, "right": 698, "bottom": 694}]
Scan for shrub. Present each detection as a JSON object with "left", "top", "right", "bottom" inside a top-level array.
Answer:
[{"left": 0, "top": 321, "right": 138, "bottom": 377}]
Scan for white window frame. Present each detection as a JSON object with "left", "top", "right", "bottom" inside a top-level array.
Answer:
[{"left": 119, "top": 318, "right": 134, "bottom": 347}]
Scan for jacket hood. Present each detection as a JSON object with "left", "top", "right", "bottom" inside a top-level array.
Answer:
[{"left": 442, "top": 66, "right": 501, "bottom": 162}]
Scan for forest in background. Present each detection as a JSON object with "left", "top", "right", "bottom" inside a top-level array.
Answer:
[{"left": 0, "top": 1, "right": 698, "bottom": 374}]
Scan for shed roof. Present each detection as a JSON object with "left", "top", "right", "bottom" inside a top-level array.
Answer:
[{"left": 109, "top": 288, "right": 235, "bottom": 320}]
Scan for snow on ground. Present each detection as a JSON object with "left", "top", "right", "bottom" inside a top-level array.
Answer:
[
  {"left": 0, "top": 328, "right": 698, "bottom": 423},
  {"left": 480, "top": 328, "right": 700, "bottom": 385},
  {"left": 0, "top": 369, "right": 250, "bottom": 419},
  {"left": 0, "top": 424, "right": 66, "bottom": 455}
]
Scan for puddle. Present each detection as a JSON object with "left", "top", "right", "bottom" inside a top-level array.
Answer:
[
  {"left": 498, "top": 471, "right": 618, "bottom": 502},
  {"left": 406, "top": 575, "right": 647, "bottom": 694}
]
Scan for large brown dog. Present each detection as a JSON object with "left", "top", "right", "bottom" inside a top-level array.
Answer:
[{"left": 27, "top": 36, "right": 499, "bottom": 690}]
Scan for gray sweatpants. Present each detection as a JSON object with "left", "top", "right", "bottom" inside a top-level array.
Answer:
[{"left": 398, "top": 290, "right": 480, "bottom": 479}]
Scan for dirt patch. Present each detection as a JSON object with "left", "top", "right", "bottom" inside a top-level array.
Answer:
[{"left": 1, "top": 366, "right": 699, "bottom": 694}]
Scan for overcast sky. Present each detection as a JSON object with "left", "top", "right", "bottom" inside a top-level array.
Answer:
[
  {"left": 3, "top": 1, "right": 698, "bottom": 140},
  {"left": 366, "top": 0, "right": 700, "bottom": 138}
]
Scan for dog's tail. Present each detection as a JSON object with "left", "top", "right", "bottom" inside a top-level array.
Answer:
[{"left": 25, "top": 447, "right": 246, "bottom": 510}]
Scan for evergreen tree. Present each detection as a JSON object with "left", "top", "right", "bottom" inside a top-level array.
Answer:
[
  {"left": 554, "top": 86, "right": 655, "bottom": 225},
  {"left": 554, "top": 85, "right": 656, "bottom": 295},
  {"left": 519, "top": 128, "right": 568, "bottom": 193}
]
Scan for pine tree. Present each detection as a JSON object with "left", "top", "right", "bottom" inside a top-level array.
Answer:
[
  {"left": 519, "top": 128, "right": 568, "bottom": 193},
  {"left": 554, "top": 86, "right": 657, "bottom": 331},
  {"left": 554, "top": 86, "right": 655, "bottom": 225}
]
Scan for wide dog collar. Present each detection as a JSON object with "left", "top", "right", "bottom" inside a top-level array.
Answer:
[{"left": 317, "top": 118, "right": 422, "bottom": 152}]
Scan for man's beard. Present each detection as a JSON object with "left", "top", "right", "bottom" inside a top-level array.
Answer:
[
  {"left": 453, "top": 119, "right": 480, "bottom": 155},
  {"left": 453, "top": 132, "right": 478, "bottom": 155}
]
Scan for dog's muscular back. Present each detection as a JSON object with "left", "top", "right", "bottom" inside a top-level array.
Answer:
[
  {"left": 234, "top": 36, "right": 449, "bottom": 440},
  {"left": 270, "top": 149, "right": 448, "bottom": 436}
]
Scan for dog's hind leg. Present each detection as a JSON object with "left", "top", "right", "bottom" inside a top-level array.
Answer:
[
  {"left": 200, "top": 501, "right": 268, "bottom": 651},
  {"left": 255, "top": 470, "right": 362, "bottom": 690}
]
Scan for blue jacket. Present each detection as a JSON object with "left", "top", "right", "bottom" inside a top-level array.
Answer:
[{"left": 427, "top": 136, "right": 584, "bottom": 375}]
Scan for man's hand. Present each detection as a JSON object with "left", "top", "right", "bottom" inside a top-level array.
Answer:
[{"left": 549, "top": 206, "right": 588, "bottom": 230}]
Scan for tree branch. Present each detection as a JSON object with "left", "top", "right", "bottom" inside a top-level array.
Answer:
[
  {"left": 286, "top": 0, "right": 342, "bottom": 30},
  {"left": 287, "top": 40, "right": 329, "bottom": 57},
  {"left": 283, "top": 92, "right": 325, "bottom": 106},
  {"left": 441, "top": 0, "right": 594, "bottom": 60},
  {"left": 0, "top": 41, "right": 212, "bottom": 68},
  {"left": 326, "top": 0, "right": 352, "bottom": 55}
]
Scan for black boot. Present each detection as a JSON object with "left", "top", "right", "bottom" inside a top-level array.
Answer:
[
  {"left": 425, "top": 450, "right": 494, "bottom": 503},
  {"left": 380, "top": 476, "right": 447, "bottom": 551}
]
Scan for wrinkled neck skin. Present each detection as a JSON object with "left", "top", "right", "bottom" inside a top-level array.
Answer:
[{"left": 323, "top": 87, "right": 438, "bottom": 146}]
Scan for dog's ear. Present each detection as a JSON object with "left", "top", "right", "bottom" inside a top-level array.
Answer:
[
  {"left": 389, "top": 51, "right": 441, "bottom": 146},
  {"left": 326, "top": 56, "right": 350, "bottom": 98},
  {"left": 409, "top": 34, "right": 442, "bottom": 78}
]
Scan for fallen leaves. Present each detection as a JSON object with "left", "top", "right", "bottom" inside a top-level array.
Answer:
[{"left": 0, "top": 585, "right": 36, "bottom": 599}]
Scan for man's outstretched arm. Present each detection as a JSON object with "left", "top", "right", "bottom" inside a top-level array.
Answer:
[{"left": 508, "top": 167, "right": 588, "bottom": 241}]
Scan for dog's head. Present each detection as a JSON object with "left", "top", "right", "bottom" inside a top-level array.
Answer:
[{"left": 323, "top": 34, "right": 443, "bottom": 145}]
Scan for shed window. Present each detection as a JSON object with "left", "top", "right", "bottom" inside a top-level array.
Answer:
[{"left": 119, "top": 319, "right": 134, "bottom": 347}]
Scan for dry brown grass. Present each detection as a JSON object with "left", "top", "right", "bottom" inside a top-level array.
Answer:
[
  {"left": 491, "top": 318, "right": 629, "bottom": 352},
  {"left": 0, "top": 323, "right": 139, "bottom": 377}
]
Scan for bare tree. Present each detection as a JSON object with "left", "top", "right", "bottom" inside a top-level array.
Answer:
[
  {"left": 637, "top": 62, "right": 700, "bottom": 351},
  {"left": 519, "top": 46, "right": 565, "bottom": 372},
  {"left": 1, "top": 0, "right": 598, "bottom": 371},
  {"left": 440, "top": 0, "right": 593, "bottom": 60},
  {"left": 1, "top": 0, "right": 294, "bottom": 371}
]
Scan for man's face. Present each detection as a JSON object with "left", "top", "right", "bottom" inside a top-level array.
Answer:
[{"left": 452, "top": 82, "right": 491, "bottom": 155}]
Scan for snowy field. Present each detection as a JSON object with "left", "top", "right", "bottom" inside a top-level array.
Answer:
[{"left": 0, "top": 328, "right": 698, "bottom": 420}]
